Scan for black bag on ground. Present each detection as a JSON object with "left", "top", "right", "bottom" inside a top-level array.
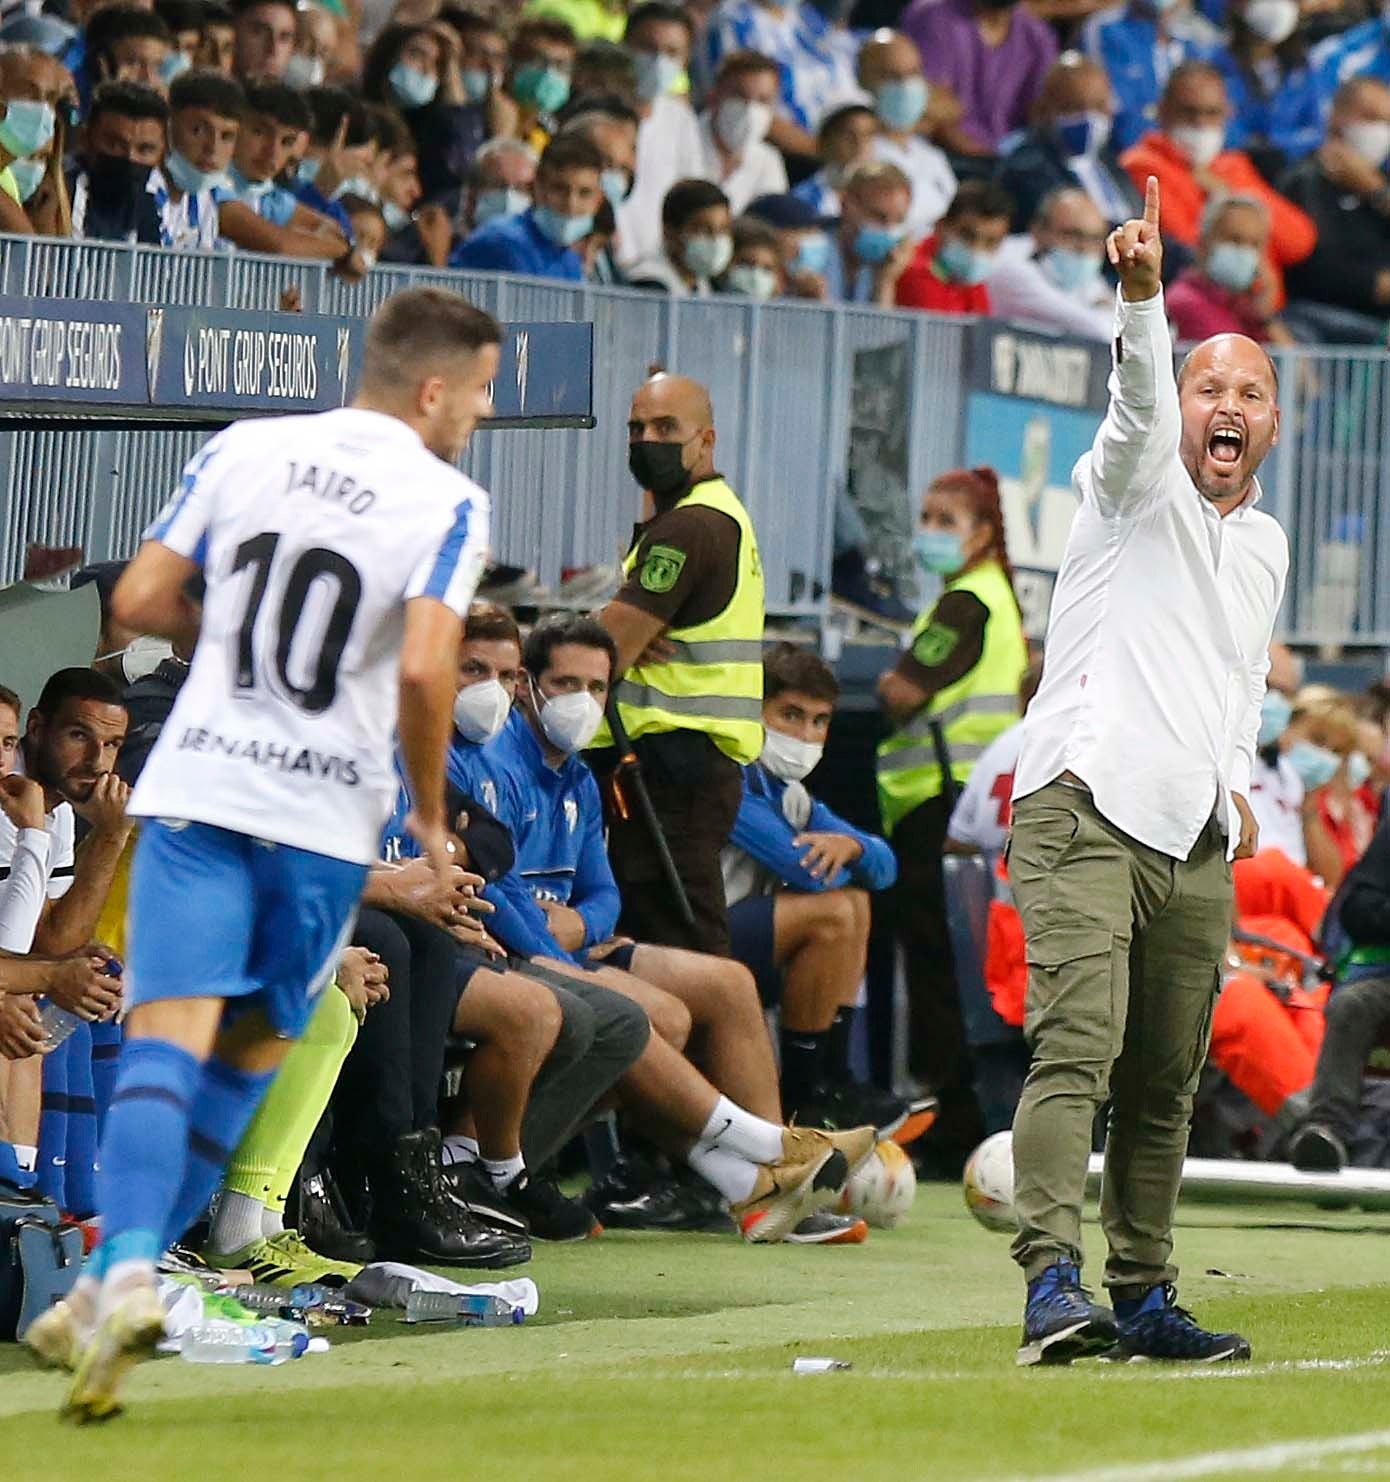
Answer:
[{"left": 0, "top": 1181, "right": 84, "bottom": 1341}]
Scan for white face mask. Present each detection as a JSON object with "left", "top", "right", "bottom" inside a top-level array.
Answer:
[
  {"left": 538, "top": 689, "right": 604, "bottom": 753},
  {"left": 1346, "top": 750, "right": 1373, "bottom": 789},
  {"left": 760, "top": 726, "right": 823, "bottom": 782},
  {"left": 1344, "top": 120, "right": 1390, "bottom": 171},
  {"left": 453, "top": 678, "right": 512, "bottom": 744},
  {"left": 1170, "top": 123, "right": 1225, "bottom": 168},
  {"left": 98, "top": 634, "right": 175, "bottom": 685},
  {"left": 715, "top": 97, "right": 773, "bottom": 153},
  {"left": 1242, "top": 0, "right": 1299, "bottom": 42}
]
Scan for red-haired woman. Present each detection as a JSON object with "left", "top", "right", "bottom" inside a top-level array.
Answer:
[{"left": 876, "top": 466, "right": 1028, "bottom": 1166}]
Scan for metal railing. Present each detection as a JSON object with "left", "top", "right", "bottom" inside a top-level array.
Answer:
[{"left": 0, "top": 233, "right": 1388, "bottom": 644}]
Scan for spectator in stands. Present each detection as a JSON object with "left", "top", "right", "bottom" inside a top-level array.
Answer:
[
  {"left": 1165, "top": 195, "right": 1294, "bottom": 345},
  {"left": 1281, "top": 79, "right": 1390, "bottom": 327},
  {"left": 230, "top": 0, "right": 296, "bottom": 82},
  {"left": 0, "top": 39, "right": 81, "bottom": 118},
  {"left": 562, "top": 98, "right": 639, "bottom": 213},
  {"left": 157, "top": 0, "right": 205, "bottom": 64},
  {"left": 0, "top": 74, "right": 54, "bottom": 226},
  {"left": 1248, "top": 646, "right": 1306, "bottom": 866},
  {"left": 87, "top": 6, "right": 178, "bottom": 93},
  {"left": 155, "top": 67, "right": 242, "bottom": 249},
  {"left": 986, "top": 186, "right": 1113, "bottom": 339},
  {"left": 452, "top": 131, "right": 601, "bottom": 280},
  {"left": 288, "top": 85, "right": 366, "bottom": 236},
  {"left": 452, "top": 9, "right": 510, "bottom": 112},
  {"left": 1277, "top": 695, "right": 1361, "bottom": 888},
  {"left": 618, "top": 2, "right": 703, "bottom": 268},
  {"left": 1213, "top": 0, "right": 1321, "bottom": 169},
  {"left": 899, "top": 0, "right": 1058, "bottom": 154},
  {"left": 746, "top": 190, "right": 835, "bottom": 299},
  {"left": 895, "top": 178, "right": 1012, "bottom": 313},
  {"left": 857, "top": 30, "right": 956, "bottom": 239},
  {"left": 1120, "top": 60, "right": 1317, "bottom": 306},
  {"left": 826, "top": 159, "right": 914, "bottom": 305},
  {"left": 505, "top": 17, "right": 578, "bottom": 150},
  {"left": 719, "top": 213, "right": 782, "bottom": 296},
  {"left": 196, "top": 2, "right": 237, "bottom": 75},
  {"left": 699, "top": 0, "right": 857, "bottom": 156},
  {"left": 362, "top": 20, "right": 484, "bottom": 200},
  {"left": 628, "top": 176, "right": 733, "bottom": 294},
  {"left": 218, "top": 80, "right": 357, "bottom": 263},
  {"left": 378, "top": 134, "right": 422, "bottom": 238},
  {"left": 69, "top": 80, "right": 167, "bottom": 242},
  {"left": 1081, "top": 0, "right": 1221, "bottom": 154},
  {"left": 698, "top": 50, "right": 788, "bottom": 213},
  {"left": 997, "top": 55, "right": 1142, "bottom": 232},
  {"left": 340, "top": 191, "right": 386, "bottom": 263},
  {"left": 458, "top": 136, "right": 539, "bottom": 238},
  {"left": 791, "top": 100, "right": 876, "bottom": 220},
  {"left": 1310, "top": 0, "right": 1390, "bottom": 104}
]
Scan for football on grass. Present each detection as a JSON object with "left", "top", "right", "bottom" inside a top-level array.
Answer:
[
  {"left": 839, "top": 1139, "right": 917, "bottom": 1228},
  {"left": 963, "top": 1131, "right": 1017, "bottom": 1233}
]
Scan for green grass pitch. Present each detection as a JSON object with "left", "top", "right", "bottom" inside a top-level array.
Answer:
[{"left": 4, "top": 1185, "right": 1390, "bottom": 1482}]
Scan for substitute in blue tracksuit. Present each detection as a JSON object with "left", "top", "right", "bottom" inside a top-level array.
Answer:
[{"left": 720, "top": 643, "right": 932, "bottom": 1140}]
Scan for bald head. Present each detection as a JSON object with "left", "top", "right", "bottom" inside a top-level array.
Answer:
[
  {"left": 857, "top": 30, "right": 923, "bottom": 89},
  {"left": 1035, "top": 54, "right": 1112, "bottom": 123},
  {"left": 1177, "top": 333, "right": 1280, "bottom": 508},
  {"left": 1177, "top": 334, "right": 1277, "bottom": 397},
  {"left": 627, "top": 373, "right": 717, "bottom": 500}
]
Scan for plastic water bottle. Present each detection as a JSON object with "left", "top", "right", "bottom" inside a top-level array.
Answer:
[
  {"left": 180, "top": 1319, "right": 310, "bottom": 1364},
  {"left": 235, "top": 1283, "right": 370, "bottom": 1325},
  {"left": 403, "top": 1290, "right": 523, "bottom": 1326},
  {"left": 39, "top": 955, "right": 123, "bottom": 1050}
]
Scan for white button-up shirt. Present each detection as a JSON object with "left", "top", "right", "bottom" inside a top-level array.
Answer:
[{"left": 1013, "top": 288, "right": 1289, "bottom": 862}]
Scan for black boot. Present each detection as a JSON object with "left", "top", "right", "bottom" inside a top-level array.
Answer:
[
  {"left": 294, "top": 1169, "right": 377, "bottom": 1265},
  {"left": 370, "top": 1129, "right": 531, "bottom": 1269}
]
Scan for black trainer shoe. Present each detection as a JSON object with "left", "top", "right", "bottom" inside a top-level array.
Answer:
[
  {"left": 1111, "top": 1283, "right": 1251, "bottom": 1363},
  {"left": 442, "top": 1162, "right": 529, "bottom": 1237},
  {"left": 585, "top": 1159, "right": 730, "bottom": 1232},
  {"left": 446, "top": 1163, "right": 601, "bottom": 1241},
  {"left": 1290, "top": 1122, "right": 1347, "bottom": 1173},
  {"left": 791, "top": 1083, "right": 939, "bottom": 1148},
  {"left": 1017, "top": 1261, "right": 1119, "bottom": 1367}
]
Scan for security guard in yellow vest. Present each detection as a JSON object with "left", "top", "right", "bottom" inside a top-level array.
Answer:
[
  {"left": 593, "top": 373, "right": 765, "bottom": 956},
  {"left": 876, "top": 467, "right": 1027, "bottom": 1164}
]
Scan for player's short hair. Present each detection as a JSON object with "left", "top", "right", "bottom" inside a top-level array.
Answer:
[
  {"left": 763, "top": 642, "right": 838, "bottom": 704},
  {"left": 523, "top": 614, "right": 617, "bottom": 683},
  {"left": 360, "top": 287, "right": 502, "bottom": 393},
  {"left": 89, "top": 79, "right": 170, "bottom": 128},
  {"left": 243, "top": 80, "right": 311, "bottom": 131},
  {"left": 0, "top": 683, "right": 21, "bottom": 716},
  {"left": 662, "top": 177, "right": 728, "bottom": 230},
  {"left": 466, "top": 601, "right": 522, "bottom": 648},
  {"left": 942, "top": 178, "right": 1014, "bottom": 224},
  {"left": 33, "top": 668, "right": 127, "bottom": 718},
  {"left": 169, "top": 67, "right": 245, "bottom": 119}
]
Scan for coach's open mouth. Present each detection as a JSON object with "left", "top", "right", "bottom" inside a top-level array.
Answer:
[{"left": 1207, "top": 426, "right": 1244, "bottom": 466}]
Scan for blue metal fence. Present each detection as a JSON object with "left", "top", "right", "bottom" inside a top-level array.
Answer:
[{"left": 0, "top": 233, "right": 1387, "bottom": 644}]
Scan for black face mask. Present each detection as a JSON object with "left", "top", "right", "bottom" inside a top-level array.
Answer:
[
  {"left": 86, "top": 153, "right": 154, "bottom": 209},
  {"left": 628, "top": 438, "right": 693, "bottom": 500}
]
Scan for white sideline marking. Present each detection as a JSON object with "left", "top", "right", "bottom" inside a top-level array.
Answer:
[{"left": 1007, "top": 1429, "right": 1390, "bottom": 1482}]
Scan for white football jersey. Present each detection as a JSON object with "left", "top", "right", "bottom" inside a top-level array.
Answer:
[{"left": 130, "top": 407, "right": 491, "bottom": 865}]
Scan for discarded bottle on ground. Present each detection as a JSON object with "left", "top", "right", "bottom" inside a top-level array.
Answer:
[
  {"left": 404, "top": 1290, "right": 524, "bottom": 1326},
  {"left": 180, "top": 1318, "right": 310, "bottom": 1364}
]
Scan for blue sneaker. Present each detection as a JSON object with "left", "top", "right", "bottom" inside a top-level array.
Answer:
[
  {"left": 1110, "top": 1283, "right": 1251, "bottom": 1363},
  {"left": 1017, "top": 1261, "right": 1119, "bottom": 1367}
]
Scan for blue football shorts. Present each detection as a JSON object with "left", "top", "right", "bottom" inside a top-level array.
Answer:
[{"left": 126, "top": 818, "right": 368, "bottom": 1038}]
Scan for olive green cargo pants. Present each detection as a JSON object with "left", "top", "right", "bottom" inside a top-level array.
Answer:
[{"left": 1008, "top": 781, "right": 1233, "bottom": 1296}]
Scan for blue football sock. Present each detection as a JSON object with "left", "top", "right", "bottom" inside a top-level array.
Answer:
[
  {"left": 36, "top": 1032, "right": 73, "bottom": 1210},
  {"left": 95, "top": 1037, "right": 203, "bottom": 1268},
  {"left": 65, "top": 1025, "right": 100, "bottom": 1218},
  {"left": 90, "top": 1019, "right": 122, "bottom": 1136},
  {"left": 161, "top": 1057, "right": 275, "bottom": 1251}
]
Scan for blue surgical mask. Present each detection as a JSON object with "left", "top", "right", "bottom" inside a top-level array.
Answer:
[
  {"left": 475, "top": 186, "right": 529, "bottom": 224},
  {"left": 388, "top": 60, "right": 438, "bottom": 109},
  {"left": 532, "top": 202, "right": 592, "bottom": 246},
  {"left": 461, "top": 66, "right": 491, "bottom": 103},
  {"left": 8, "top": 155, "right": 43, "bottom": 203},
  {"left": 382, "top": 199, "right": 411, "bottom": 232},
  {"left": 791, "top": 232, "right": 831, "bottom": 275},
  {"left": 228, "top": 163, "right": 272, "bottom": 201},
  {"left": 632, "top": 50, "right": 682, "bottom": 101},
  {"left": 874, "top": 77, "right": 928, "bottom": 131},
  {"left": 1286, "top": 739, "right": 1340, "bottom": 790},
  {"left": 160, "top": 49, "right": 191, "bottom": 85},
  {"left": 1053, "top": 110, "right": 1111, "bottom": 157},
  {"left": 913, "top": 529, "right": 966, "bottom": 574},
  {"left": 854, "top": 222, "right": 903, "bottom": 264},
  {"left": 1206, "top": 241, "right": 1260, "bottom": 293},
  {"left": 1257, "top": 689, "right": 1292, "bottom": 748},
  {"left": 601, "top": 167, "right": 630, "bottom": 206},
  {"left": 163, "top": 147, "right": 220, "bottom": 195},
  {"left": 511, "top": 62, "right": 570, "bottom": 115},
  {"left": 332, "top": 174, "right": 378, "bottom": 203},
  {"left": 1041, "top": 245, "right": 1102, "bottom": 296},
  {"left": 938, "top": 235, "right": 995, "bottom": 285},
  {"left": 0, "top": 99, "right": 55, "bottom": 159},
  {"left": 295, "top": 155, "right": 322, "bottom": 186}
]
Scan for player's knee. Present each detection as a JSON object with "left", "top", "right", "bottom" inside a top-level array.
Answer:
[
  {"left": 812, "top": 890, "right": 858, "bottom": 942},
  {"left": 648, "top": 990, "right": 692, "bottom": 1049}
]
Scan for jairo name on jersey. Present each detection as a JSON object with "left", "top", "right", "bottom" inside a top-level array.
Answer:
[
  {"left": 285, "top": 461, "right": 377, "bottom": 515},
  {"left": 185, "top": 327, "right": 319, "bottom": 400},
  {"left": 176, "top": 727, "right": 360, "bottom": 785}
]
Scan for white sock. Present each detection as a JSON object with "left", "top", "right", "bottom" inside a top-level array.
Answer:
[
  {"left": 13, "top": 1143, "right": 36, "bottom": 1172},
  {"left": 99, "top": 1258, "right": 156, "bottom": 1320},
  {"left": 206, "top": 1190, "right": 267, "bottom": 1255},
  {"left": 687, "top": 1143, "right": 758, "bottom": 1204},
  {"left": 695, "top": 1096, "right": 783, "bottom": 1165},
  {"left": 442, "top": 1135, "right": 480, "bottom": 1167},
  {"left": 261, "top": 1204, "right": 285, "bottom": 1238},
  {"left": 481, "top": 1153, "right": 525, "bottom": 1190}
]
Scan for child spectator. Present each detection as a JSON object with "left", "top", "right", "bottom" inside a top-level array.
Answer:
[
  {"left": 718, "top": 213, "right": 782, "bottom": 297},
  {"left": 627, "top": 175, "right": 732, "bottom": 294},
  {"left": 791, "top": 100, "right": 875, "bottom": 221},
  {"left": 156, "top": 67, "right": 243, "bottom": 249},
  {"left": 196, "top": 1, "right": 237, "bottom": 74}
]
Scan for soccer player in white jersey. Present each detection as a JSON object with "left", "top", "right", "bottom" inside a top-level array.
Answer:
[{"left": 44, "top": 287, "right": 501, "bottom": 1421}]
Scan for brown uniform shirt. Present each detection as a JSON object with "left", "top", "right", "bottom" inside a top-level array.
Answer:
[
  {"left": 613, "top": 482, "right": 742, "bottom": 628},
  {"left": 890, "top": 588, "right": 991, "bottom": 694}
]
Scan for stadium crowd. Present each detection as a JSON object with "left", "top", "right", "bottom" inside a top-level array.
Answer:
[{"left": 0, "top": 0, "right": 1381, "bottom": 337}]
